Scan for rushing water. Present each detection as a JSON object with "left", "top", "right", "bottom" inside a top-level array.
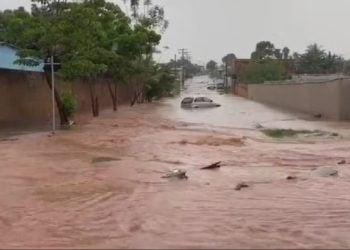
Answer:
[
  {"left": 1, "top": 76, "right": 350, "bottom": 249},
  {"left": 159, "top": 75, "right": 350, "bottom": 133}
]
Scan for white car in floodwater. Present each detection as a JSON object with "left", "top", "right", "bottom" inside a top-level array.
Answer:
[{"left": 181, "top": 97, "right": 221, "bottom": 109}]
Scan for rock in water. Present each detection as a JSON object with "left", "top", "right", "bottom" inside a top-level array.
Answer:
[{"left": 313, "top": 167, "right": 338, "bottom": 177}]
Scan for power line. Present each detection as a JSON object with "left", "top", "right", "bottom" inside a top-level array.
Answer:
[
  {"left": 178, "top": 48, "right": 191, "bottom": 86},
  {"left": 178, "top": 48, "right": 189, "bottom": 61}
]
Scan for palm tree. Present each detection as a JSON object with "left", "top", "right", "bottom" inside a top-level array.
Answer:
[
  {"left": 282, "top": 47, "right": 290, "bottom": 60},
  {"left": 130, "top": 0, "right": 139, "bottom": 18},
  {"left": 144, "top": 0, "right": 152, "bottom": 15}
]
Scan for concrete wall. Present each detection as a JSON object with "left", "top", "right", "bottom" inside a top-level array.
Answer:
[
  {"left": 291, "top": 74, "right": 347, "bottom": 83},
  {"left": 0, "top": 70, "right": 51, "bottom": 127},
  {"left": 233, "top": 83, "right": 249, "bottom": 98},
  {"left": 339, "top": 80, "right": 350, "bottom": 120},
  {"left": 0, "top": 69, "right": 129, "bottom": 128},
  {"left": 248, "top": 79, "right": 350, "bottom": 120}
]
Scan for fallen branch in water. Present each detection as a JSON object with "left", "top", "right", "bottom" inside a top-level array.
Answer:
[
  {"left": 201, "top": 161, "right": 221, "bottom": 170},
  {"left": 235, "top": 182, "right": 249, "bottom": 191}
]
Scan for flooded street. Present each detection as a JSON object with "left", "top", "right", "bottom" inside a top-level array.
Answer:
[{"left": 1, "top": 76, "right": 350, "bottom": 249}]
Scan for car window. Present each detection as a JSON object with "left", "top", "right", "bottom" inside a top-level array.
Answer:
[
  {"left": 203, "top": 97, "right": 212, "bottom": 102},
  {"left": 182, "top": 98, "right": 193, "bottom": 104},
  {"left": 194, "top": 97, "right": 205, "bottom": 102}
]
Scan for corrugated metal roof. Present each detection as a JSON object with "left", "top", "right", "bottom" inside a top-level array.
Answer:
[{"left": 0, "top": 43, "right": 44, "bottom": 72}]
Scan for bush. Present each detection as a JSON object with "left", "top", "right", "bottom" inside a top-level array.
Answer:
[
  {"left": 262, "top": 129, "right": 314, "bottom": 138},
  {"left": 61, "top": 90, "right": 77, "bottom": 119},
  {"left": 146, "top": 64, "right": 177, "bottom": 101}
]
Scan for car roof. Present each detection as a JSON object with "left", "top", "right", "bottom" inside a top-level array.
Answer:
[{"left": 183, "top": 96, "right": 211, "bottom": 99}]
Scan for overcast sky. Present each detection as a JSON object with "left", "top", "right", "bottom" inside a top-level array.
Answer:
[{"left": 2, "top": 0, "right": 350, "bottom": 65}]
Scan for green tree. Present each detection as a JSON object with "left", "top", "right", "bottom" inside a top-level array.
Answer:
[
  {"left": 274, "top": 49, "right": 282, "bottom": 60},
  {"left": 343, "top": 60, "right": 350, "bottom": 75},
  {"left": 222, "top": 53, "right": 237, "bottom": 65},
  {"left": 296, "top": 43, "right": 326, "bottom": 74},
  {"left": 206, "top": 60, "right": 217, "bottom": 77},
  {"left": 251, "top": 41, "right": 275, "bottom": 60},
  {"left": 295, "top": 43, "right": 344, "bottom": 74},
  {"left": 240, "top": 60, "right": 288, "bottom": 84},
  {"left": 145, "top": 63, "right": 176, "bottom": 102},
  {"left": 55, "top": 1, "right": 117, "bottom": 117},
  {"left": 2, "top": 1, "right": 71, "bottom": 124},
  {"left": 122, "top": 0, "right": 168, "bottom": 32},
  {"left": 3, "top": 0, "right": 169, "bottom": 119},
  {"left": 0, "top": 8, "right": 29, "bottom": 41},
  {"left": 118, "top": 0, "right": 167, "bottom": 106}
]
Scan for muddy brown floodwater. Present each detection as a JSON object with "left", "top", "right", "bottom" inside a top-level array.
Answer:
[{"left": 1, "top": 76, "right": 350, "bottom": 249}]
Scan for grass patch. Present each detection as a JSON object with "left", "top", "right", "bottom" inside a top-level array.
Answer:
[{"left": 262, "top": 129, "right": 315, "bottom": 138}]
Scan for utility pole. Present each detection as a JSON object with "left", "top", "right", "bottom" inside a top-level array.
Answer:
[
  {"left": 174, "top": 54, "right": 177, "bottom": 77},
  {"left": 178, "top": 48, "right": 188, "bottom": 61},
  {"left": 178, "top": 48, "right": 190, "bottom": 87},
  {"left": 44, "top": 55, "right": 61, "bottom": 134},
  {"left": 174, "top": 54, "right": 180, "bottom": 90},
  {"left": 51, "top": 55, "right": 55, "bottom": 133},
  {"left": 225, "top": 60, "right": 228, "bottom": 91}
]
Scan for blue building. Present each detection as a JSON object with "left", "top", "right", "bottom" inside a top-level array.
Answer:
[{"left": 0, "top": 42, "right": 44, "bottom": 72}]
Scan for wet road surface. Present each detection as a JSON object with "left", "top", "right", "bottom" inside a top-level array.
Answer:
[{"left": 1, "top": 76, "right": 350, "bottom": 249}]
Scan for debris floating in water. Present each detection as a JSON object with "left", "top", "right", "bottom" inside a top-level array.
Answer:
[
  {"left": 255, "top": 123, "right": 264, "bottom": 129},
  {"left": 313, "top": 166, "right": 339, "bottom": 177},
  {"left": 338, "top": 160, "right": 346, "bottom": 165},
  {"left": 235, "top": 182, "right": 249, "bottom": 191},
  {"left": 91, "top": 157, "right": 120, "bottom": 164},
  {"left": 201, "top": 161, "right": 221, "bottom": 170},
  {"left": 162, "top": 169, "right": 188, "bottom": 179}
]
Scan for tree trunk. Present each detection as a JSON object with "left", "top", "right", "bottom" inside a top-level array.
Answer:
[
  {"left": 108, "top": 81, "right": 118, "bottom": 111},
  {"left": 89, "top": 80, "right": 99, "bottom": 117},
  {"left": 130, "top": 90, "right": 142, "bottom": 107},
  {"left": 140, "top": 85, "right": 146, "bottom": 103},
  {"left": 137, "top": 90, "right": 142, "bottom": 104},
  {"left": 44, "top": 70, "right": 69, "bottom": 125},
  {"left": 95, "top": 96, "right": 99, "bottom": 117},
  {"left": 130, "top": 91, "right": 138, "bottom": 107}
]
